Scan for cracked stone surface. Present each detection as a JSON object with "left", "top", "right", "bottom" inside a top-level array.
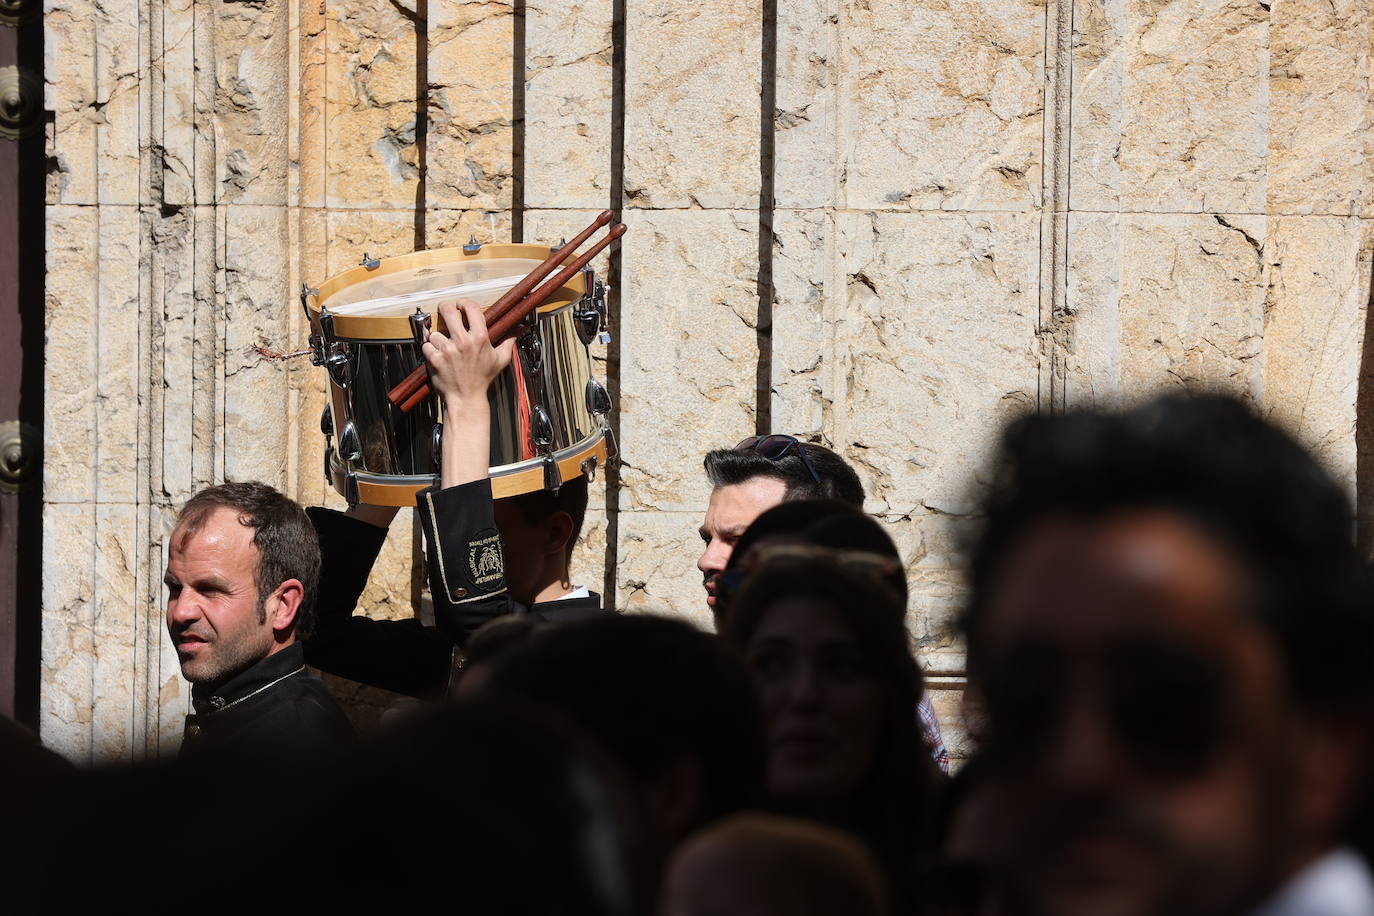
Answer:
[
  {"left": 525, "top": 0, "right": 613, "bottom": 208},
  {"left": 618, "top": 209, "right": 760, "bottom": 512},
  {"left": 839, "top": 0, "right": 1045, "bottom": 211},
  {"left": 326, "top": 0, "right": 422, "bottom": 209},
  {"left": 624, "top": 0, "right": 762, "bottom": 209},
  {"left": 426, "top": 0, "right": 515, "bottom": 209},
  {"left": 1118, "top": 213, "right": 1268, "bottom": 401}
]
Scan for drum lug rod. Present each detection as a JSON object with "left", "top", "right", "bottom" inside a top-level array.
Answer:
[
  {"left": 463, "top": 235, "right": 482, "bottom": 253},
  {"left": 301, "top": 285, "right": 326, "bottom": 366},
  {"left": 361, "top": 252, "right": 381, "bottom": 269},
  {"left": 580, "top": 455, "right": 598, "bottom": 484}
]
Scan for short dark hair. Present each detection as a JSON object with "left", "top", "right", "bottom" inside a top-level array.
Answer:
[
  {"left": 174, "top": 481, "right": 322, "bottom": 638},
  {"left": 485, "top": 614, "right": 766, "bottom": 826},
  {"left": 704, "top": 438, "right": 864, "bottom": 507},
  {"left": 504, "top": 473, "right": 589, "bottom": 565},
  {"left": 963, "top": 394, "right": 1374, "bottom": 713}
]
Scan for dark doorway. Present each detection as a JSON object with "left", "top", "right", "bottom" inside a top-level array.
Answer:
[{"left": 0, "top": 4, "right": 45, "bottom": 727}]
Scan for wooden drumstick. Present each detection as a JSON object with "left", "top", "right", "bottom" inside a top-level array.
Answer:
[
  {"left": 486, "top": 223, "right": 626, "bottom": 343},
  {"left": 386, "top": 209, "right": 615, "bottom": 407},
  {"left": 397, "top": 223, "right": 627, "bottom": 415}
]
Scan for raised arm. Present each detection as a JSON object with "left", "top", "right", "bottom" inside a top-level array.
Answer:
[{"left": 416, "top": 299, "right": 522, "bottom": 643}]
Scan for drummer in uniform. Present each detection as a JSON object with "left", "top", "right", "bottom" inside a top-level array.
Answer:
[{"left": 304, "top": 298, "right": 605, "bottom": 699}]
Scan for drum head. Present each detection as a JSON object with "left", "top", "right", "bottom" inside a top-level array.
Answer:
[{"left": 322, "top": 257, "right": 545, "bottom": 317}]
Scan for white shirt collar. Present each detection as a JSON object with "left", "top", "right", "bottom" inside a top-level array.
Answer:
[{"left": 1249, "top": 848, "right": 1374, "bottom": 916}]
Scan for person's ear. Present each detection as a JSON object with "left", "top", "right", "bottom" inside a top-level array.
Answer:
[
  {"left": 544, "top": 510, "right": 574, "bottom": 559},
  {"left": 267, "top": 579, "right": 304, "bottom": 635}
]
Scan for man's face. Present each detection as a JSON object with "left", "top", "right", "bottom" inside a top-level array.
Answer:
[
  {"left": 165, "top": 506, "right": 278, "bottom": 687},
  {"left": 972, "top": 511, "right": 1301, "bottom": 916},
  {"left": 697, "top": 477, "right": 788, "bottom": 614}
]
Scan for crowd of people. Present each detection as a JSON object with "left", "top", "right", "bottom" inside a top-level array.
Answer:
[{"left": 5, "top": 300, "right": 1374, "bottom": 915}]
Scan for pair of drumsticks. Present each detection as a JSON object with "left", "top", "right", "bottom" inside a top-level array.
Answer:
[{"left": 386, "top": 210, "right": 627, "bottom": 414}]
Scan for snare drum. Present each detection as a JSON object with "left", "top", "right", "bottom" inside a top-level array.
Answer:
[{"left": 301, "top": 243, "right": 614, "bottom": 507}]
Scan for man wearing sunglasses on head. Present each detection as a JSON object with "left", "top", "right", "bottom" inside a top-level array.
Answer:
[
  {"left": 959, "top": 395, "right": 1374, "bottom": 916},
  {"left": 698, "top": 435, "right": 948, "bottom": 772}
]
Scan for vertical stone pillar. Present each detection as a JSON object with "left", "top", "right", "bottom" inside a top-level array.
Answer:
[
  {"left": 769, "top": 0, "right": 1046, "bottom": 757},
  {"left": 521, "top": 0, "right": 615, "bottom": 594},
  {"left": 616, "top": 0, "right": 764, "bottom": 623}
]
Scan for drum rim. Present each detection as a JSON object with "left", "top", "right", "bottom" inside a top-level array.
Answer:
[
  {"left": 330, "top": 432, "right": 609, "bottom": 506},
  {"left": 306, "top": 243, "right": 589, "bottom": 321}
]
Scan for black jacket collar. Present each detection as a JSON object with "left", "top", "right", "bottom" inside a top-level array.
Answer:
[{"left": 191, "top": 642, "right": 307, "bottom": 716}]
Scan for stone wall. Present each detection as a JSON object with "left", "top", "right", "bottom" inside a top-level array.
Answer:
[{"left": 41, "top": 0, "right": 1374, "bottom": 762}]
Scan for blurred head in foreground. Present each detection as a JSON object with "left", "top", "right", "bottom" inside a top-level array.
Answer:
[
  {"left": 661, "top": 813, "right": 888, "bottom": 916},
  {"left": 961, "top": 394, "right": 1374, "bottom": 916}
]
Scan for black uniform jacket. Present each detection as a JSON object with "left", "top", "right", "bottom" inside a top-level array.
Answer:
[
  {"left": 304, "top": 478, "right": 605, "bottom": 698},
  {"left": 180, "top": 642, "right": 354, "bottom": 760}
]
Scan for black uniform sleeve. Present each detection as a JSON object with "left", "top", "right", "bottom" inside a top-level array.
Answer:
[
  {"left": 303, "top": 507, "right": 452, "bottom": 698},
  {"left": 416, "top": 479, "right": 518, "bottom": 644}
]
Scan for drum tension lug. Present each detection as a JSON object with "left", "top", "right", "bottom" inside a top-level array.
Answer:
[
  {"left": 361, "top": 253, "right": 381, "bottom": 269},
  {"left": 344, "top": 472, "right": 361, "bottom": 509},
  {"left": 463, "top": 235, "right": 482, "bottom": 253},
  {"left": 580, "top": 455, "right": 598, "bottom": 483}
]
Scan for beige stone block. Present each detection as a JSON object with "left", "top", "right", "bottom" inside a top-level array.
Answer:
[
  {"left": 45, "top": 206, "right": 99, "bottom": 504},
  {"left": 325, "top": 1, "right": 422, "bottom": 209},
  {"left": 155, "top": 0, "right": 198, "bottom": 206},
  {"left": 44, "top": 5, "right": 97, "bottom": 204},
  {"left": 354, "top": 510, "right": 421, "bottom": 622},
  {"left": 1119, "top": 0, "right": 1268, "bottom": 213},
  {"left": 1064, "top": 212, "right": 1123, "bottom": 407},
  {"left": 829, "top": 211, "right": 1040, "bottom": 516},
  {"left": 877, "top": 514, "right": 972, "bottom": 678},
  {"left": 94, "top": 0, "right": 142, "bottom": 206},
  {"left": 40, "top": 503, "right": 97, "bottom": 762},
  {"left": 522, "top": 208, "right": 615, "bottom": 290},
  {"left": 1267, "top": 0, "right": 1370, "bottom": 215},
  {"left": 571, "top": 501, "right": 610, "bottom": 601},
  {"left": 1118, "top": 213, "right": 1266, "bottom": 401},
  {"left": 525, "top": 0, "right": 614, "bottom": 209},
  {"left": 91, "top": 503, "right": 141, "bottom": 763},
  {"left": 298, "top": 0, "right": 330, "bottom": 208},
  {"left": 96, "top": 206, "right": 145, "bottom": 504},
  {"left": 616, "top": 510, "right": 712, "bottom": 627},
  {"left": 618, "top": 209, "right": 759, "bottom": 512},
  {"left": 426, "top": 209, "right": 515, "bottom": 251},
  {"left": 215, "top": 0, "right": 291, "bottom": 204},
  {"left": 151, "top": 206, "right": 200, "bottom": 502},
  {"left": 191, "top": 206, "right": 222, "bottom": 490},
  {"left": 624, "top": 0, "right": 761, "bottom": 209},
  {"left": 321, "top": 209, "right": 419, "bottom": 277},
  {"left": 1261, "top": 216, "right": 1368, "bottom": 495},
  {"left": 294, "top": 208, "right": 333, "bottom": 507},
  {"left": 193, "top": 0, "right": 219, "bottom": 204},
  {"left": 839, "top": 0, "right": 1044, "bottom": 212},
  {"left": 771, "top": 210, "right": 832, "bottom": 438},
  {"left": 927, "top": 682, "right": 974, "bottom": 763},
  {"left": 1069, "top": 0, "right": 1125, "bottom": 210},
  {"left": 427, "top": 2, "right": 515, "bottom": 209},
  {"left": 223, "top": 205, "right": 293, "bottom": 485},
  {"left": 775, "top": 0, "right": 838, "bottom": 209}
]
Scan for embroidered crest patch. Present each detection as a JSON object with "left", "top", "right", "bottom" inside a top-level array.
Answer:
[{"left": 466, "top": 528, "right": 505, "bottom": 589}]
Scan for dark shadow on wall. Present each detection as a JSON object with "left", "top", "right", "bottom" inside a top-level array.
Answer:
[
  {"left": 755, "top": 0, "right": 777, "bottom": 436},
  {"left": 602, "top": 0, "right": 627, "bottom": 610},
  {"left": 1356, "top": 249, "right": 1374, "bottom": 562}
]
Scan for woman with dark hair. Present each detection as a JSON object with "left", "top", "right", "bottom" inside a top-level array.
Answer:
[{"left": 724, "top": 555, "right": 941, "bottom": 911}]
